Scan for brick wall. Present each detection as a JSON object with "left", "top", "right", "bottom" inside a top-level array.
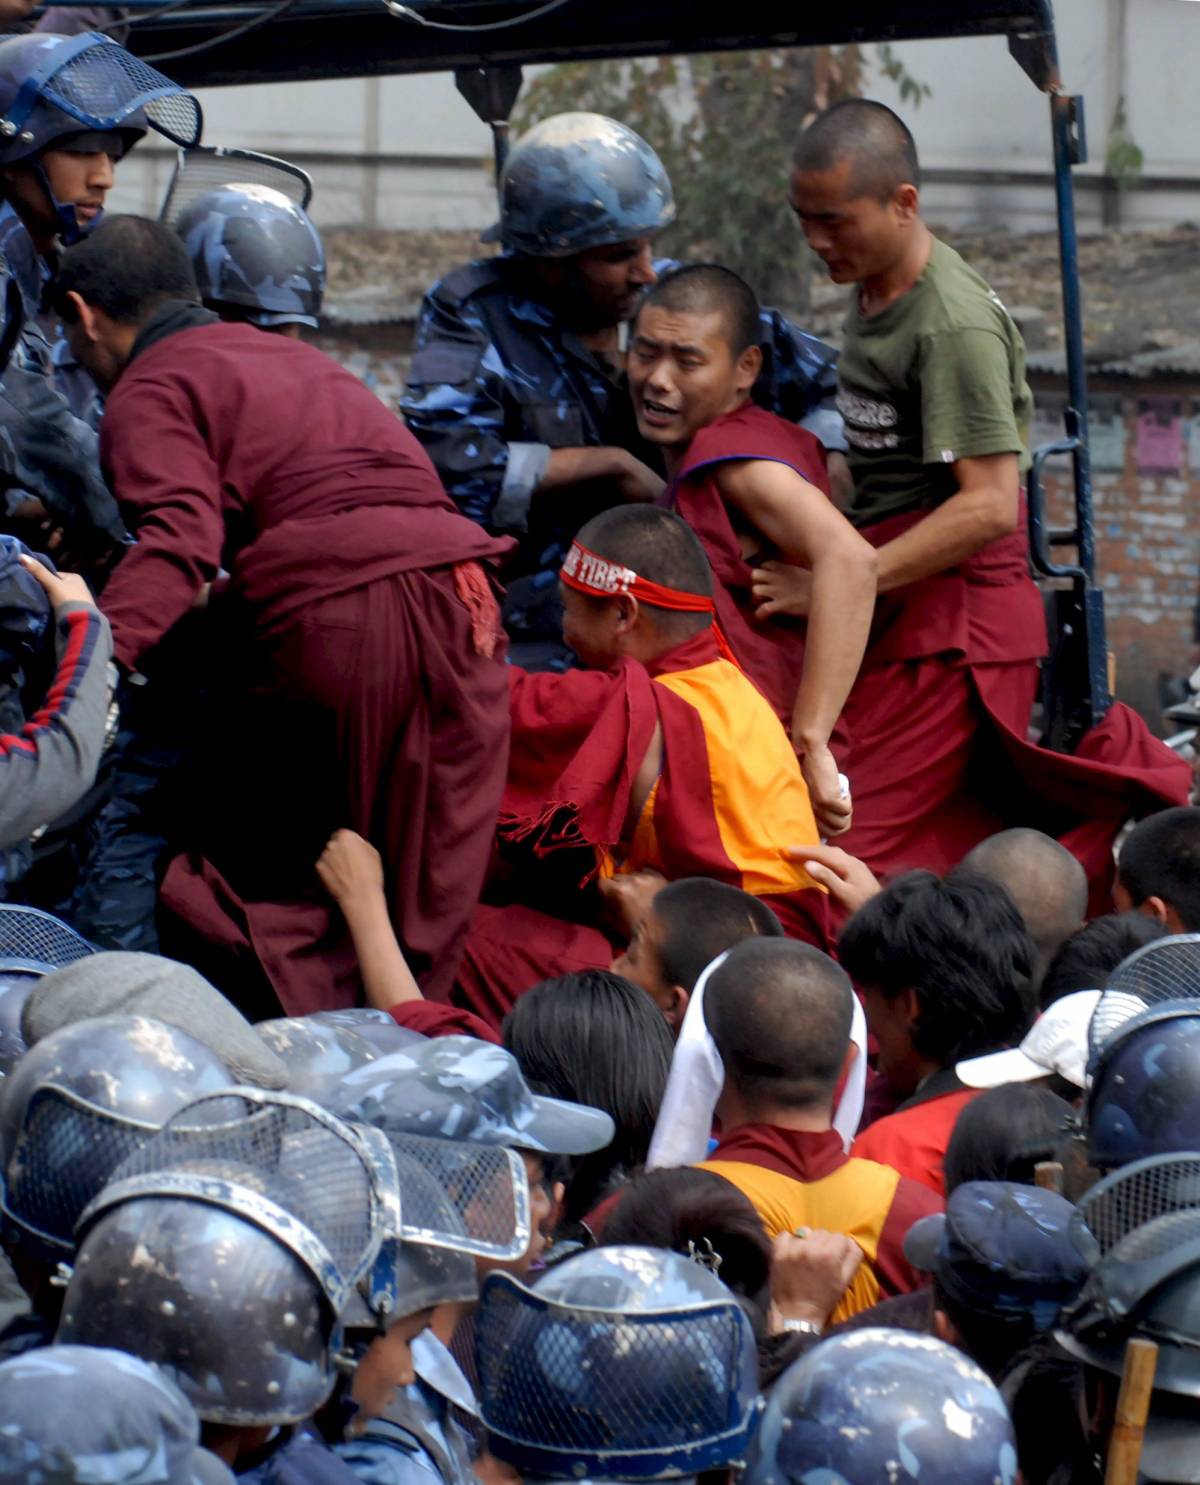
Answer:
[{"left": 1031, "top": 374, "right": 1200, "bottom": 728}]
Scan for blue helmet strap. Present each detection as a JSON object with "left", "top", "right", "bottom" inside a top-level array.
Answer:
[{"left": 30, "top": 159, "right": 93, "bottom": 246}]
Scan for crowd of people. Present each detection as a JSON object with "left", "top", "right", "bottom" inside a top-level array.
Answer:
[{"left": 0, "top": 23, "right": 1199, "bottom": 1485}]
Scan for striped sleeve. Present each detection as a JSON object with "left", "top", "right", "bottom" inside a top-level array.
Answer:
[{"left": 0, "top": 601, "right": 112, "bottom": 847}]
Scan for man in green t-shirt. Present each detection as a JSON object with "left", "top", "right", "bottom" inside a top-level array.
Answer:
[{"left": 752, "top": 98, "right": 1049, "bottom": 882}]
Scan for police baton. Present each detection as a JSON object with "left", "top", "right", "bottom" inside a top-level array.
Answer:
[{"left": 1104, "top": 1337, "right": 1158, "bottom": 1485}]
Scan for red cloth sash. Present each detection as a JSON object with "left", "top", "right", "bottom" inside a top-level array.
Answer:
[{"left": 856, "top": 504, "right": 1047, "bottom": 666}]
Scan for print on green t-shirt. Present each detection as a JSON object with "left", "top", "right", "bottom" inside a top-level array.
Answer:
[{"left": 837, "top": 237, "right": 1034, "bottom": 528}]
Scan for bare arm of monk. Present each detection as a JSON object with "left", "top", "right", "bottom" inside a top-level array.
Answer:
[
  {"left": 873, "top": 451, "right": 1020, "bottom": 593},
  {"left": 716, "top": 458, "right": 877, "bottom": 836},
  {"left": 316, "top": 829, "right": 423, "bottom": 1010}
]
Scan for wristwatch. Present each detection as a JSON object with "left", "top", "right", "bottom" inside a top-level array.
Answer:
[{"left": 779, "top": 1317, "right": 823, "bottom": 1337}]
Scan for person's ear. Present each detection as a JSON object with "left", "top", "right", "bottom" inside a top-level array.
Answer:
[
  {"left": 899, "top": 984, "right": 922, "bottom": 1032},
  {"left": 613, "top": 592, "right": 639, "bottom": 637},
  {"left": 1141, "top": 895, "right": 1171, "bottom": 927},
  {"left": 665, "top": 984, "right": 689, "bottom": 1034},
  {"left": 932, "top": 1308, "right": 960, "bottom": 1347},
  {"left": 893, "top": 183, "right": 920, "bottom": 222},
  {"left": 735, "top": 342, "right": 763, "bottom": 397},
  {"left": 66, "top": 291, "right": 104, "bottom": 345}
]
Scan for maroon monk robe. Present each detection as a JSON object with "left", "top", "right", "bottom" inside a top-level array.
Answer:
[
  {"left": 98, "top": 316, "right": 513, "bottom": 1017},
  {"left": 669, "top": 402, "right": 828, "bottom": 721},
  {"left": 835, "top": 506, "right": 1191, "bottom": 911},
  {"left": 453, "top": 629, "right": 829, "bottom": 1028}
]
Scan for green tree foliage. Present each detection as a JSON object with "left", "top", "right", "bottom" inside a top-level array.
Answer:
[{"left": 516, "top": 46, "right": 929, "bottom": 314}]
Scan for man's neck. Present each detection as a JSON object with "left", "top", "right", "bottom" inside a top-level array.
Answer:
[
  {"left": 660, "top": 395, "right": 750, "bottom": 480},
  {"left": 858, "top": 222, "right": 934, "bottom": 318},
  {"left": 718, "top": 1098, "right": 834, "bottom": 1137}
]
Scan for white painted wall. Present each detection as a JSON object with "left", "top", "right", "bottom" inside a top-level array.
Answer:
[{"left": 107, "top": 0, "right": 1200, "bottom": 231}]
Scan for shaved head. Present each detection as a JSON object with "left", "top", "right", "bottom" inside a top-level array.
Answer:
[
  {"left": 793, "top": 98, "right": 920, "bottom": 201},
  {"left": 962, "top": 829, "right": 1088, "bottom": 981},
  {"left": 574, "top": 505, "right": 714, "bottom": 642},
  {"left": 704, "top": 938, "right": 853, "bottom": 1110},
  {"left": 636, "top": 263, "right": 761, "bottom": 359}
]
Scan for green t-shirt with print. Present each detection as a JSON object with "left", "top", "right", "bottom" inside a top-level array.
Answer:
[{"left": 837, "top": 236, "right": 1033, "bottom": 528}]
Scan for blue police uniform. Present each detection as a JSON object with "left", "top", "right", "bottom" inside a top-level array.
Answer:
[
  {"left": 0, "top": 200, "right": 125, "bottom": 556},
  {"left": 337, "top": 1332, "right": 479, "bottom": 1485}
]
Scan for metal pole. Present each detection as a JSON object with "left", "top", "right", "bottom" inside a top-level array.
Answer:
[{"left": 1050, "top": 90, "right": 1095, "bottom": 582}]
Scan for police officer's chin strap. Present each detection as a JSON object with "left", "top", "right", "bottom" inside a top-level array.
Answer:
[
  {"left": 645, "top": 951, "right": 869, "bottom": 1170},
  {"left": 29, "top": 164, "right": 93, "bottom": 249}
]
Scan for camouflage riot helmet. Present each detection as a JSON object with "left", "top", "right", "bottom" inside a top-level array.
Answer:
[
  {"left": 745, "top": 1329, "right": 1017, "bottom": 1485},
  {"left": 0, "top": 1345, "right": 236, "bottom": 1484},
  {"left": 0, "top": 1014, "right": 229, "bottom": 1259},
  {"left": 0, "top": 33, "right": 201, "bottom": 242},
  {"left": 494, "top": 112, "right": 674, "bottom": 259},
  {"left": 325, "top": 1034, "right": 615, "bottom": 1155},
  {"left": 477, "top": 1245, "right": 760, "bottom": 1479},
  {"left": 1059, "top": 1153, "right": 1200, "bottom": 1478},
  {"left": 1086, "top": 1008, "right": 1200, "bottom": 1170},
  {"left": 0, "top": 905, "right": 95, "bottom": 1077},
  {"left": 174, "top": 183, "right": 325, "bottom": 328},
  {"left": 61, "top": 1089, "right": 396, "bottom": 1426},
  {"left": 257, "top": 1009, "right": 422, "bottom": 1103},
  {"left": 60, "top": 1196, "right": 338, "bottom": 1427}
]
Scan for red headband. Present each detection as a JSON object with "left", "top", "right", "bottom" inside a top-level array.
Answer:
[
  {"left": 560, "top": 538, "right": 741, "bottom": 667},
  {"left": 560, "top": 539, "right": 716, "bottom": 615}
]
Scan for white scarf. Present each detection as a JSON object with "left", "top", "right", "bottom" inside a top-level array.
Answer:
[{"left": 646, "top": 950, "right": 869, "bottom": 1170}]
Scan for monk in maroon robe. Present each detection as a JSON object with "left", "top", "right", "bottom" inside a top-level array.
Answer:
[
  {"left": 752, "top": 101, "right": 1190, "bottom": 905},
  {"left": 53, "top": 215, "right": 512, "bottom": 1017},
  {"left": 626, "top": 264, "right": 878, "bottom": 838}
]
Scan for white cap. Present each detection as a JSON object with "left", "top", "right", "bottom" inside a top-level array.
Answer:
[{"left": 956, "top": 990, "right": 1102, "bottom": 1092}]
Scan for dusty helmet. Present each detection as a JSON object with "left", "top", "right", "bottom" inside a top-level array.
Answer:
[
  {"left": 174, "top": 182, "right": 324, "bottom": 328},
  {"left": 494, "top": 112, "right": 674, "bottom": 258},
  {"left": 744, "top": 1329, "right": 1017, "bottom": 1485},
  {"left": 477, "top": 1244, "right": 760, "bottom": 1479}
]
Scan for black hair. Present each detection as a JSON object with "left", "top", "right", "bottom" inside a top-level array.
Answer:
[
  {"left": 943, "top": 1084, "right": 1075, "bottom": 1193},
  {"left": 602, "top": 1166, "right": 771, "bottom": 1310},
  {"left": 1117, "top": 805, "right": 1200, "bottom": 930},
  {"left": 575, "top": 505, "right": 714, "bottom": 641},
  {"left": 51, "top": 214, "right": 200, "bottom": 325},
  {"left": 838, "top": 867, "right": 1035, "bottom": 1067},
  {"left": 502, "top": 970, "right": 673, "bottom": 1224},
  {"left": 703, "top": 938, "right": 853, "bottom": 1109},
  {"left": 653, "top": 878, "right": 784, "bottom": 994},
  {"left": 962, "top": 829, "right": 1088, "bottom": 981},
  {"left": 793, "top": 97, "right": 921, "bottom": 200},
  {"left": 1039, "top": 911, "right": 1170, "bottom": 1011},
  {"left": 636, "top": 263, "right": 761, "bottom": 359}
]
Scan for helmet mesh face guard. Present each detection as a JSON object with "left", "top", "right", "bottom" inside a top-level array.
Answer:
[
  {"left": 0, "top": 904, "right": 94, "bottom": 975},
  {"left": 388, "top": 1131, "right": 530, "bottom": 1260},
  {"left": 2, "top": 33, "right": 201, "bottom": 148},
  {"left": 159, "top": 145, "right": 312, "bottom": 228},
  {"left": 1061, "top": 1154, "right": 1200, "bottom": 1393},
  {"left": 1074, "top": 1152, "right": 1200, "bottom": 1260},
  {"left": 3, "top": 1089, "right": 163, "bottom": 1256},
  {"left": 85, "top": 1090, "right": 391, "bottom": 1312},
  {"left": 1088, "top": 935, "right": 1200, "bottom": 1065},
  {"left": 344, "top": 1132, "right": 520, "bottom": 1328},
  {"left": 0, "top": 1015, "right": 230, "bottom": 1258},
  {"left": 477, "top": 1272, "right": 760, "bottom": 1478}
]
